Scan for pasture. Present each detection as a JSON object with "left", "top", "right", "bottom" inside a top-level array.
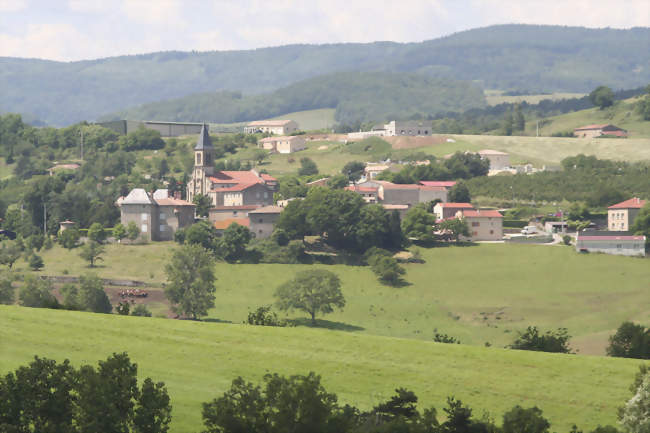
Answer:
[
  {"left": 484, "top": 90, "right": 586, "bottom": 106},
  {"left": 0, "top": 305, "right": 644, "bottom": 432},
  {"left": 23, "top": 242, "right": 650, "bottom": 355}
]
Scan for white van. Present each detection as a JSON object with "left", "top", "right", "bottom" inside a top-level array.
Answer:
[{"left": 521, "top": 226, "right": 539, "bottom": 235}]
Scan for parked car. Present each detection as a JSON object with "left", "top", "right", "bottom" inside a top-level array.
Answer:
[{"left": 521, "top": 226, "right": 539, "bottom": 235}]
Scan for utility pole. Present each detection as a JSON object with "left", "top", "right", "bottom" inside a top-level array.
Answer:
[{"left": 43, "top": 203, "right": 47, "bottom": 234}]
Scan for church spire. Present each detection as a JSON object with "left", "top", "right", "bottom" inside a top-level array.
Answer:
[{"left": 195, "top": 123, "right": 213, "bottom": 150}]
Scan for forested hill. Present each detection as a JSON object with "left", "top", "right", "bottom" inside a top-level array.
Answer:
[
  {"left": 102, "top": 72, "right": 486, "bottom": 124},
  {"left": 1, "top": 24, "right": 649, "bottom": 126}
]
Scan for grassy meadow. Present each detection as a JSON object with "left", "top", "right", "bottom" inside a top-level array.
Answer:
[
  {"left": 485, "top": 90, "right": 586, "bottom": 106},
  {"left": 18, "top": 242, "right": 650, "bottom": 355},
  {"left": 0, "top": 305, "right": 645, "bottom": 432}
]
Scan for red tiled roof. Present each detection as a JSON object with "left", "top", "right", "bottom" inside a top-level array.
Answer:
[
  {"left": 212, "top": 183, "right": 257, "bottom": 192},
  {"left": 375, "top": 181, "right": 420, "bottom": 190},
  {"left": 600, "top": 130, "right": 628, "bottom": 137},
  {"left": 419, "top": 181, "right": 457, "bottom": 188},
  {"left": 574, "top": 124, "right": 611, "bottom": 131},
  {"left": 260, "top": 173, "right": 277, "bottom": 182},
  {"left": 608, "top": 197, "right": 646, "bottom": 209},
  {"left": 214, "top": 218, "right": 250, "bottom": 230},
  {"left": 578, "top": 235, "right": 644, "bottom": 241},
  {"left": 461, "top": 210, "right": 503, "bottom": 218},
  {"left": 438, "top": 202, "right": 474, "bottom": 208},
  {"left": 210, "top": 205, "right": 260, "bottom": 211}
]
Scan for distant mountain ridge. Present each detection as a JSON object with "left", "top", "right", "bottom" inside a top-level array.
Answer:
[
  {"left": 1, "top": 24, "right": 649, "bottom": 125},
  {"left": 102, "top": 71, "right": 486, "bottom": 124}
]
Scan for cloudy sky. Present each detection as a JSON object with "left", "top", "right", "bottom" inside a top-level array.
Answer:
[{"left": 1, "top": 0, "right": 649, "bottom": 62}]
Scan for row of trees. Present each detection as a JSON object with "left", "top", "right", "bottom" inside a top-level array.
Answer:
[
  {"left": 5, "top": 353, "right": 647, "bottom": 433},
  {"left": 379, "top": 152, "right": 490, "bottom": 184}
]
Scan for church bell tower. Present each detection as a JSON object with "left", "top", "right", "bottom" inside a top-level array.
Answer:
[{"left": 189, "top": 123, "right": 214, "bottom": 202}]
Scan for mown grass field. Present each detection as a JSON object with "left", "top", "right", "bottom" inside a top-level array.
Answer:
[
  {"left": 269, "top": 108, "right": 336, "bottom": 131},
  {"left": 0, "top": 305, "right": 645, "bottom": 432},
  {"left": 485, "top": 90, "right": 586, "bottom": 106},
  {"left": 22, "top": 242, "right": 650, "bottom": 355}
]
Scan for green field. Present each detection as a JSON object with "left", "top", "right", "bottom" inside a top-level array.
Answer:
[
  {"left": 0, "top": 305, "right": 644, "bottom": 432},
  {"left": 269, "top": 108, "right": 336, "bottom": 131},
  {"left": 526, "top": 97, "right": 650, "bottom": 139},
  {"left": 19, "top": 242, "right": 650, "bottom": 355}
]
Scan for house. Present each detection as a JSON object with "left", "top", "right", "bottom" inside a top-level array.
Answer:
[
  {"left": 384, "top": 121, "right": 431, "bottom": 136},
  {"left": 186, "top": 124, "right": 278, "bottom": 210},
  {"left": 418, "top": 181, "right": 456, "bottom": 190},
  {"left": 573, "top": 124, "right": 628, "bottom": 139},
  {"left": 608, "top": 197, "right": 646, "bottom": 231},
  {"left": 117, "top": 188, "right": 194, "bottom": 241},
  {"left": 456, "top": 209, "right": 504, "bottom": 241},
  {"left": 433, "top": 202, "right": 475, "bottom": 221},
  {"left": 345, "top": 185, "right": 380, "bottom": 203},
  {"left": 478, "top": 149, "right": 510, "bottom": 171},
  {"left": 306, "top": 177, "right": 331, "bottom": 187},
  {"left": 244, "top": 120, "right": 299, "bottom": 135},
  {"left": 364, "top": 164, "right": 391, "bottom": 180},
  {"left": 576, "top": 231, "right": 645, "bottom": 257},
  {"left": 259, "top": 135, "right": 306, "bottom": 153},
  {"left": 248, "top": 205, "right": 284, "bottom": 239},
  {"left": 214, "top": 218, "right": 250, "bottom": 235},
  {"left": 350, "top": 181, "right": 447, "bottom": 207},
  {"left": 208, "top": 205, "right": 259, "bottom": 222}
]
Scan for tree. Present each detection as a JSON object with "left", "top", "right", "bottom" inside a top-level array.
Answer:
[
  {"left": 509, "top": 326, "right": 573, "bottom": 353},
  {"left": 589, "top": 85, "right": 615, "bottom": 109},
  {"left": 193, "top": 194, "right": 212, "bottom": 218},
  {"left": 0, "top": 271, "right": 14, "bottom": 304},
  {"left": 630, "top": 202, "right": 650, "bottom": 249},
  {"left": 326, "top": 174, "right": 348, "bottom": 189},
  {"left": 619, "top": 372, "right": 650, "bottom": 433},
  {"left": 184, "top": 220, "right": 219, "bottom": 252},
  {"left": 388, "top": 210, "right": 405, "bottom": 249},
  {"left": 606, "top": 322, "right": 650, "bottom": 359},
  {"left": 79, "top": 240, "right": 105, "bottom": 267},
  {"left": 28, "top": 253, "right": 44, "bottom": 271},
  {"left": 354, "top": 204, "right": 390, "bottom": 252},
  {"left": 18, "top": 275, "right": 59, "bottom": 309},
  {"left": 401, "top": 206, "right": 436, "bottom": 242},
  {"left": 448, "top": 181, "right": 471, "bottom": 203},
  {"left": 78, "top": 274, "right": 112, "bottom": 313},
  {"left": 218, "top": 223, "right": 252, "bottom": 262},
  {"left": 298, "top": 157, "right": 318, "bottom": 176},
  {"left": 164, "top": 244, "right": 216, "bottom": 319},
  {"left": 341, "top": 160, "right": 366, "bottom": 182},
  {"left": 58, "top": 228, "right": 80, "bottom": 249},
  {"left": 502, "top": 109, "right": 514, "bottom": 136},
  {"left": 114, "top": 223, "right": 127, "bottom": 243},
  {"left": 127, "top": 221, "right": 141, "bottom": 242},
  {"left": 275, "top": 269, "right": 345, "bottom": 325},
  {"left": 369, "top": 255, "right": 405, "bottom": 286},
  {"left": 502, "top": 405, "right": 550, "bottom": 433},
  {"left": 134, "top": 378, "right": 172, "bottom": 433},
  {"left": 131, "top": 304, "right": 153, "bottom": 317},
  {"left": 251, "top": 148, "right": 269, "bottom": 165},
  {"left": 439, "top": 218, "right": 470, "bottom": 242},
  {"left": 514, "top": 103, "right": 526, "bottom": 132},
  {"left": 0, "top": 241, "right": 22, "bottom": 269},
  {"left": 87, "top": 222, "right": 106, "bottom": 243}
]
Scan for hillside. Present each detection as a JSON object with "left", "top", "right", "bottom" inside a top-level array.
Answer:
[
  {"left": 0, "top": 305, "right": 642, "bottom": 432},
  {"left": 1, "top": 24, "right": 649, "bottom": 125},
  {"left": 103, "top": 71, "right": 486, "bottom": 124}
]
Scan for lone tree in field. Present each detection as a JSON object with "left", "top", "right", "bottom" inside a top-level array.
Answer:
[
  {"left": 275, "top": 269, "right": 345, "bottom": 325},
  {"left": 164, "top": 244, "right": 216, "bottom": 320},
  {"left": 79, "top": 240, "right": 105, "bottom": 268},
  {"left": 589, "top": 85, "right": 615, "bottom": 109}
]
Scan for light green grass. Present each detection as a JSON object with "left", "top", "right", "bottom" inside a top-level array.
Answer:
[
  {"left": 485, "top": 90, "right": 586, "bottom": 106},
  {"left": 269, "top": 108, "right": 336, "bottom": 131},
  {"left": 0, "top": 305, "right": 644, "bottom": 432},
  {"left": 0, "top": 157, "right": 15, "bottom": 179},
  {"left": 526, "top": 97, "right": 650, "bottom": 139},
  {"left": 29, "top": 243, "right": 650, "bottom": 355}
]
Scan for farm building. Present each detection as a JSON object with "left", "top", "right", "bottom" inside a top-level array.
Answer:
[
  {"left": 576, "top": 231, "right": 646, "bottom": 257},
  {"left": 478, "top": 149, "right": 510, "bottom": 171},
  {"left": 607, "top": 197, "right": 646, "bottom": 231},
  {"left": 573, "top": 124, "right": 628, "bottom": 138},
  {"left": 456, "top": 209, "right": 504, "bottom": 241},
  {"left": 259, "top": 135, "right": 306, "bottom": 153},
  {"left": 384, "top": 120, "right": 431, "bottom": 136},
  {"left": 244, "top": 120, "right": 299, "bottom": 135},
  {"left": 248, "top": 205, "right": 284, "bottom": 239},
  {"left": 433, "top": 202, "right": 475, "bottom": 220}
]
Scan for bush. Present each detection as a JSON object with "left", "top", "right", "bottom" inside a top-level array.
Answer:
[
  {"left": 116, "top": 301, "right": 131, "bottom": 315},
  {"left": 562, "top": 235, "right": 572, "bottom": 246},
  {"left": 19, "top": 276, "right": 59, "bottom": 309},
  {"left": 59, "top": 228, "right": 80, "bottom": 249},
  {"left": 131, "top": 304, "right": 152, "bottom": 317},
  {"left": 433, "top": 333, "right": 460, "bottom": 344},
  {"left": 28, "top": 253, "right": 44, "bottom": 271},
  {"left": 606, "top": 321, "right": 650, "bottom": 359},
  {"left": 245, "top": 305, "right": 286, "bottom": 327},
  {"left": 508, "top": 326, "right": 573, "bottom": 353},
  {"left": 370, "top": 255, "right": 406, "bottom": 286}
]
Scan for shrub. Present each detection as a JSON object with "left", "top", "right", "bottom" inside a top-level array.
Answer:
[
  {"left": 59, "top": 228, "right": 80, "bottom": 249},
  {"left": 19, "top": 276, "right": 59, "bottom": 309},
  {"left": 131, "top": 304, "right": 152, "bottom": 317},
  {"left": 606, "top": 322, "right": 650, "bottom": 359},
  {"left": 28, "top": 253, "right": 44, "bottom": 271},
  {"left": 562, "top": 235, "right": 572, "bottom": 246},
  {"left": 508, "top": 326, "right": 573, "bottom": 353},
  {"left": 116, "top": 301, "right": 131, "bottom": 315},
  {"left": 245, "top": 306, "right": 286, "bottom": 327},
  {"left": 434, "top": 333, "right": 461, "bottom": 344}
]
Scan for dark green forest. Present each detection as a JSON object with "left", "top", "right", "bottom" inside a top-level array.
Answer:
[
  {"left": 104, "top": 72, "right": 486, "bottom": 124},
  {"left": 2, "top": 25, "right": 649, "bottom": 125}
]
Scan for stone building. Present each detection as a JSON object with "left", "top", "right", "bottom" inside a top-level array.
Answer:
[
  {"left": 456, "top": 209, "right": 503, "bottom": 241},
  {"left": 608, "top": 197, "right": 646, "bottom": 231},
  {"left": 573, "top": 124, "right": 628, "bottom": 139},
  {"left": 259, "top": 135, "right": 306, "bottom": 153},
  {"left": 244, "top": 120, "right": 299, "bottom": 135},
  {"left": 248, "top": 205, "right": 284, "bottom": 239},
  {"left": 117, "top": 189, "right": 194, "bottom": 241}
]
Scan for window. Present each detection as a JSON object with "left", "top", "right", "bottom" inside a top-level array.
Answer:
[
  {"left": 196, "top": 153, "right": 202, "bottom": 165},
  {"left": 233, "top": 211, "right": 238, "bottom": 216},
  {"left": 471, "top": 222, "right": 480, "bottom": 227},
  {"left": 472, "top": 231, "right": 478, "bottom": 236},
  {"left": 259, "top": 218, "right": 263, "bottom": 223},
  {"left": 256, "top": 191, "right": 260, "bottom": 198},
  {"left": 159, "top": 213, "right": 166, "bottom": 220},
  {"left": 159, "top": 225, "right": 166, "bottom": 232},
  {"left": 616, "top": 244, "right": 622, "bottom": 249},
  {"left": 141, "top": 224, "right": 147, "bottom": 233},
  {"left": 264, "top": 191, "right": 268, "bottom": 198},
  {"left": 141, "top": 213, "right": 148, "bottom": 221},
  {"left": 490, "top": 230, "right": 494, "bottom": 234}
]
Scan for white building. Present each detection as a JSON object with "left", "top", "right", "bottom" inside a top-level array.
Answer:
[
  {"left": 384, "top": 120, "right": 431, "bottom": 136},
  {"left": 259, "top": 135, "right": 306, "bottom": 153},
  {"left": 575, "top": 231, "right": 646, "bottom": 257},
  {"left": 478, "top": 149, "right": 510, "bottom": 171},
  {"left": 244, "top": 120, "right": 299, "bottom": 135}
]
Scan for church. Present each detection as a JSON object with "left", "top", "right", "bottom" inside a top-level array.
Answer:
[{"left": 187, "top": 124, "right": 278, "bottom": 209}]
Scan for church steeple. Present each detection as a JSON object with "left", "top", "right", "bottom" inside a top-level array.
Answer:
[{"left": 194, "top": 123, "right": 214, "bottom": 172}]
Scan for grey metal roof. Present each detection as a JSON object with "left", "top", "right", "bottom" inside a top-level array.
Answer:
[
  {"left": 121, "top": 188, "right": 154, "bottom": 205},
  {"left": 195, "top": 124, "right": 213, "bottom": 150}
]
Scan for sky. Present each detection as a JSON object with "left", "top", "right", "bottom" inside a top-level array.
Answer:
[{"left": 1, "top": 0, "right": 649, "bottom": 62}]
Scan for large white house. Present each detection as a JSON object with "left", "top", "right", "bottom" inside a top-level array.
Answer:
[{"left": 244, "top": 120, "right": 299, "bottom": 135}]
